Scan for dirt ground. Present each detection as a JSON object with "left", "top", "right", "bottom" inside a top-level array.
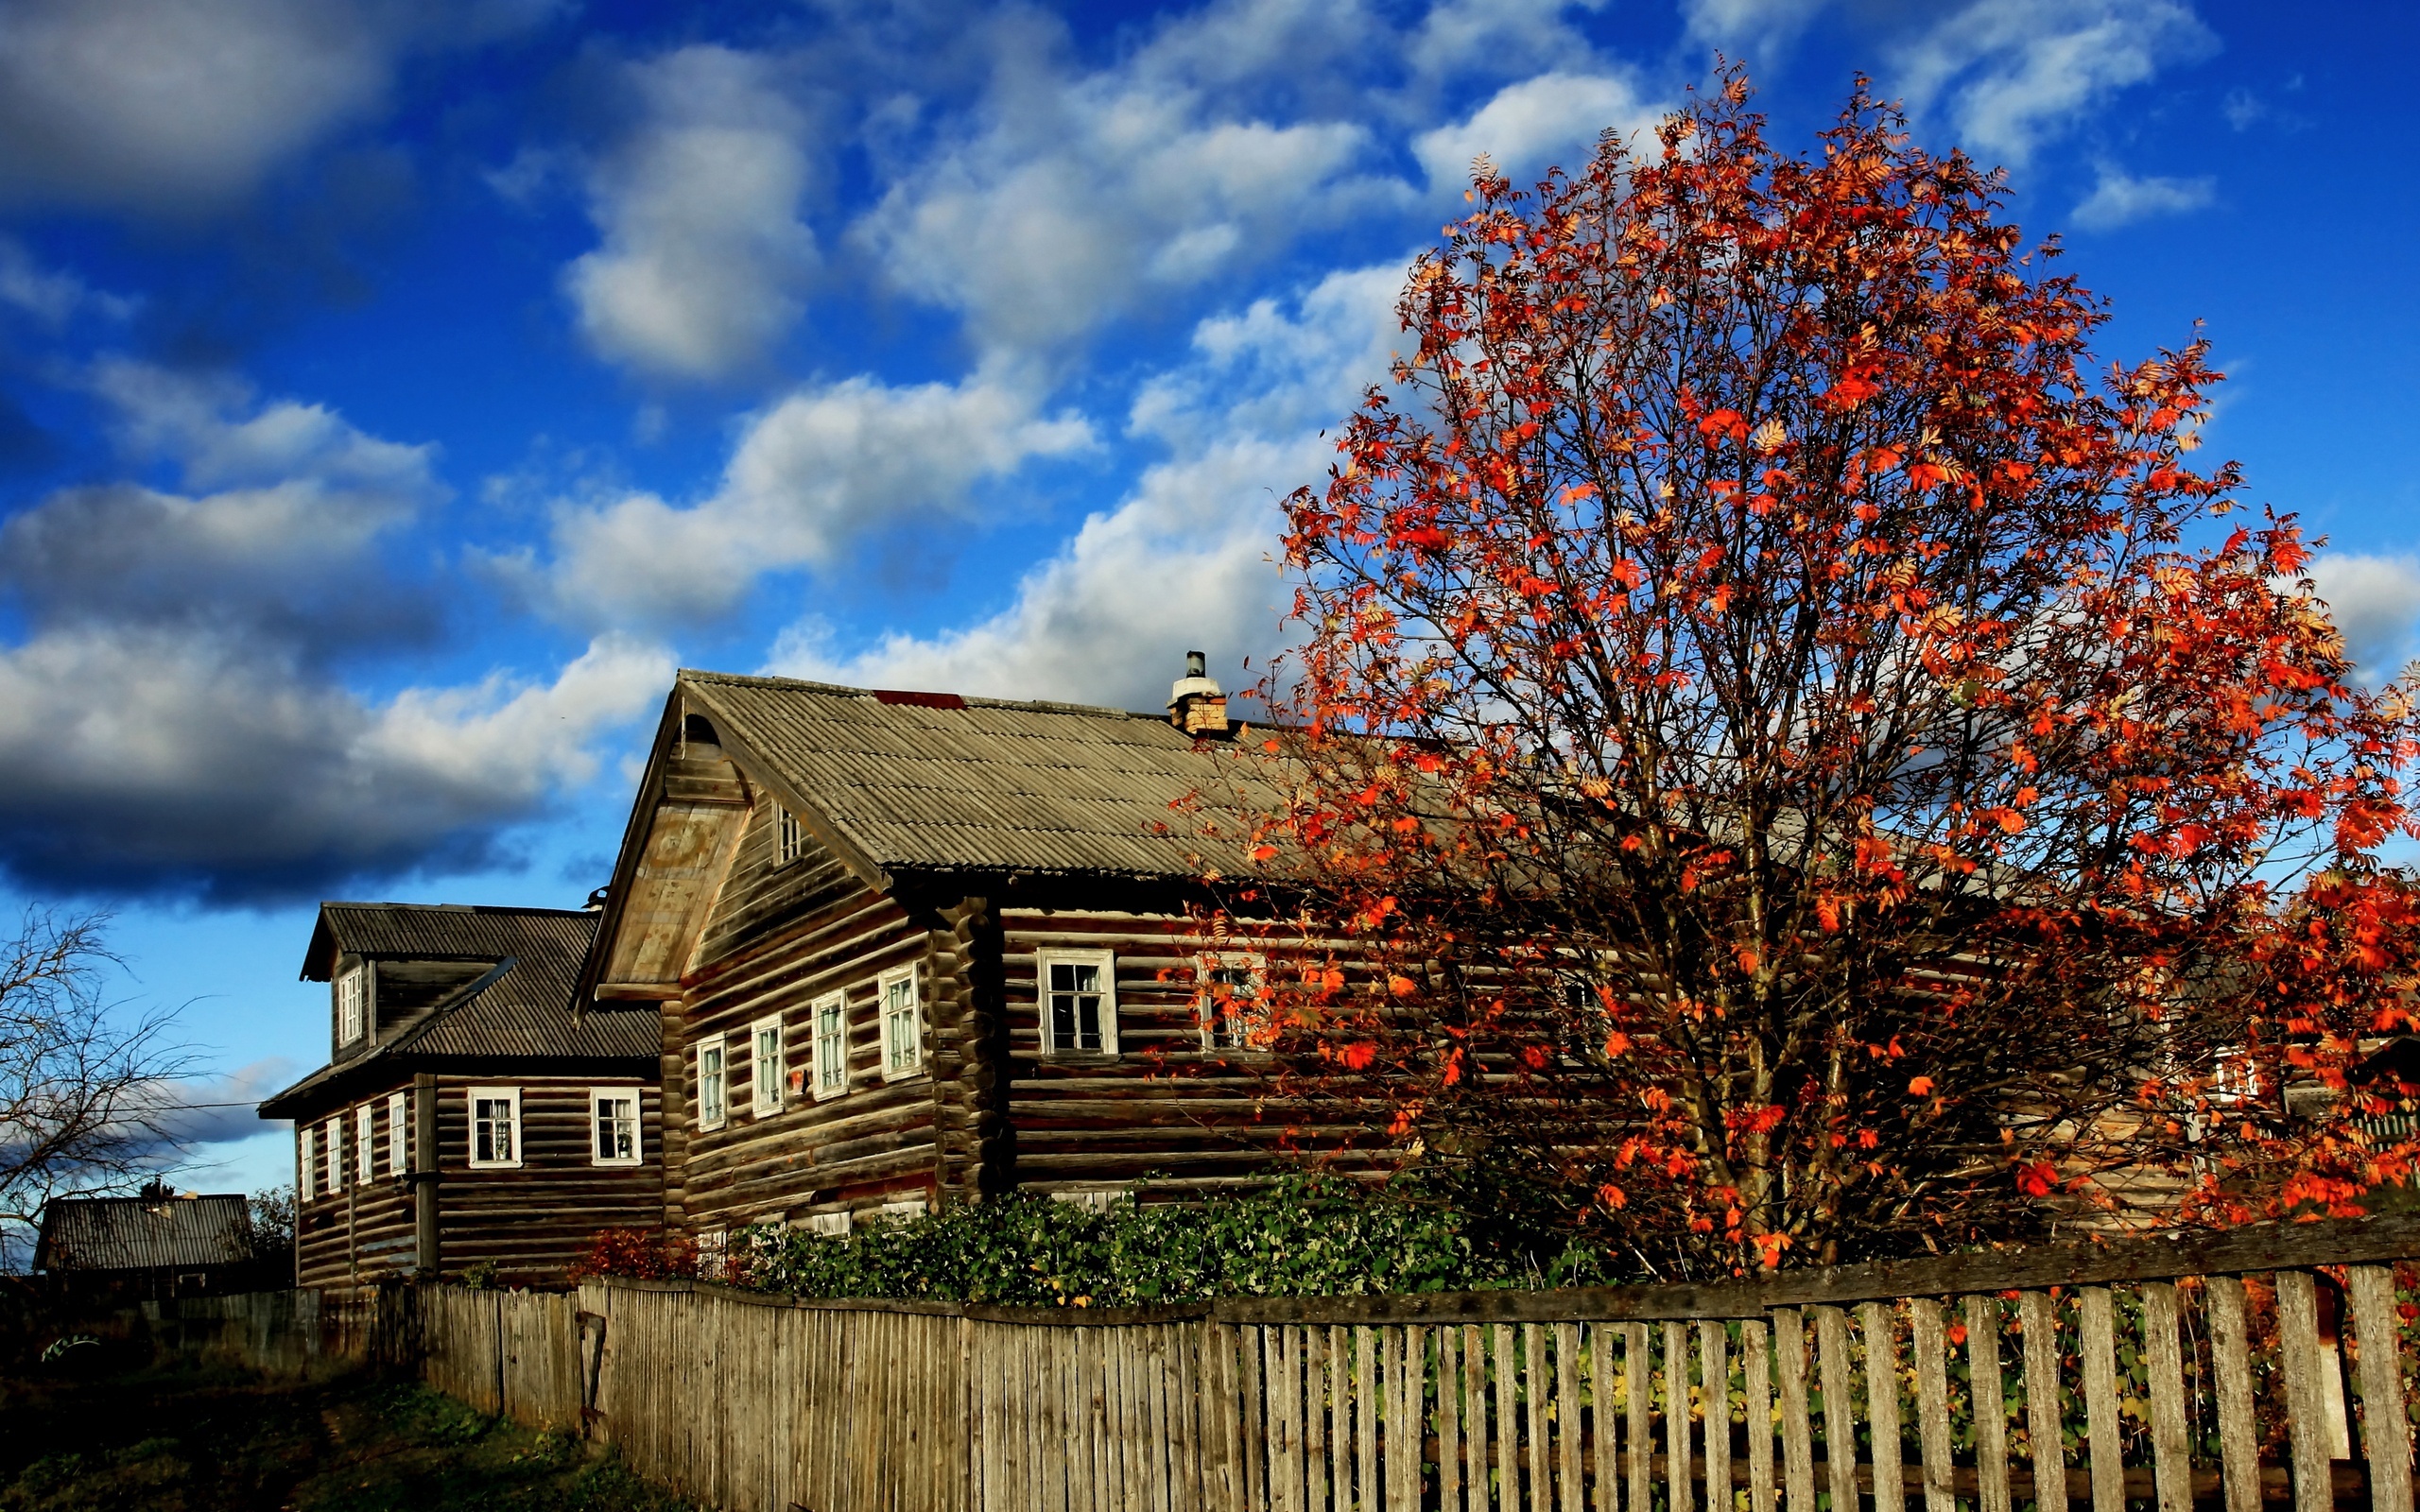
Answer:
[{"left": 0, "top": 1355, "right": 700, "bottom": 1512}]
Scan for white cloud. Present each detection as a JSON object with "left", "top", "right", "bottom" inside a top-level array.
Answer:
[
  {"left": 767, "top": 438, "right": 1294, "bottom": 712},
  {"left": 0, "top": 626, "right": 669, "bottom": 902},
  {"left": 1, "top": 361, "right": 441, "bottom": 644},
  {"left": 0, "top": 237, "right": 131, "bottom": 324},
  {"left": 2307, "top": 554, "right": 2420, "bottom": 681},
  {"left": 1409, "top": 0, "right": 1611, "bottom": 82},
  {"left": 1411, "top": 71, "right": 1661, "bottom": 192},
  {"left": 2070, "top": 166, "right": 2216, "bottom": 230},
  {"left": 1891, "top": 0, "right": 2216, "bottom": 167},
  {"left": 0, "top": 358, "right": 670, "bottom": 901},
  {"left": 565, "top": 46, "right": 821, "bottom": 381},
  {"left": 0, "top": 0, "right": 552, "bottom": 215},
  {"left": 539, "top": 363, "right": 1093, "bottom": 623},
  {"left": 1677, "top": 0, "right": 1833, "bottom": 58},
  {"left": 769, "top": 262, "right": 1404, "bottom": 711},
  {"left": 851, "top": 6, "right": 1404, "bottom": 356}
]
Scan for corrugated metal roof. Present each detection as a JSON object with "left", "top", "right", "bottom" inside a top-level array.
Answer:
[
  {"left": 35, "top": 1194, "right": 253, "bottom": 1272},
  {"left": 682, "top": 672, "right": 1286, "bottom": 880},
  {"left": 302, "top": 902, "right": 603, "bottom": 982},
  {"left": 262, "top": 905, "right": 654, "bottom": 1117}
]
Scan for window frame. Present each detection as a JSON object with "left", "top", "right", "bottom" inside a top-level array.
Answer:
[
  {"left": 776, "top": 804, "right": 806, "bottom": 867},
  {"left": 326, "top": 1116, "right": 346, "bottom": 1193},
  {"left": 298, "top": 1125, "right": 315, "bottom": 1202},
  {"left": 467, "top": 1086, "right": 524, "bottom": 1170},
  {"left": 750, "top": 1014, "right": 785, "bottom": 1117},
  {"left": 811, "top": 989, "right": 850, "bottom": 1101},
  {"left": 337, "top": 966, "right": 365, "bottom": 1045},
  {"left": 355, "top": 1104, "right": 374, "bottom": 1185},
  {"left": 386, "top": 1091, "right": 409, "bottom": 1178},
  {"left": 1037, "top": 948, "right": 1120, "bottom": 1057},
  {"left": 879, "top": 967, "right": 925, "bottom": 1082},
  {"left": 591, "top": 1087, "right": 642, "bottom": 1167},
  {"left": 1196, "top": 952, "right": 1270, "bottom": 1053},
  {"left": 695, "top": 1039, "right": 728, "bottom": 1131}
]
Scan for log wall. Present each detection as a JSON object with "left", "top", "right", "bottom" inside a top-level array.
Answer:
[
  {"left": 671, "top": 791, "right": 947, "bottom": 1233},
  {"left": 295, "top": 1074, "right": 664, "bottom": 1292}
]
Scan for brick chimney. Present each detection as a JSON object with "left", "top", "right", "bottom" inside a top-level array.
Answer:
[{"left": 1167, "top": 650, "right": 1229, "bottom": 736}]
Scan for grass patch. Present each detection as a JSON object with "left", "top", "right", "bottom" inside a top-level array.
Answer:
[{"left": 0, "top": 1361, "right": 698, "bottom": 1511}]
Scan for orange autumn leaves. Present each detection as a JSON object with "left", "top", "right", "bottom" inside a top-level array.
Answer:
[{"left": 1236, "top": 71, "right": 2420, "bottom": 1276}]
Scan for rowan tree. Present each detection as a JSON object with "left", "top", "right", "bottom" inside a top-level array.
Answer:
[{"left": 1235, "top": 75, "right": 2420, "bottom": 1274}]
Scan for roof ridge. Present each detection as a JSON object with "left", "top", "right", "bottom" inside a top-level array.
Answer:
[
  {"left": 320, "top": 901, "right": 596, "bottom": 917},
  {"left": 677, "top": 667, "right": 1144, "bottom": 721}
]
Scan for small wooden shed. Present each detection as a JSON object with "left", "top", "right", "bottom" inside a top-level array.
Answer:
[{"left": 34, "top": 1186, "right": 265, "bottom": 1300}]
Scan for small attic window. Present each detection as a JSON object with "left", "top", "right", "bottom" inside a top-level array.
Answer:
[
  {"left": 681, "top": 713, "right": 718, "bottom": 748},
  {"left": 777, "top": 805, "right": 806, "bottom": 866},
  {"left": 337, "top": 968, "right": 365, "bottom": 1044}
]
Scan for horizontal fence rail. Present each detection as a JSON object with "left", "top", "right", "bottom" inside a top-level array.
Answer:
[{"left": 181, "top": 1214, "right": 2420, "bottom": 1512}]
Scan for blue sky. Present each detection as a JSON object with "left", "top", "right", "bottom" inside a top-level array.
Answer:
[{"left": 0, "top": 0, "right": 2410, "bottom": 1198}]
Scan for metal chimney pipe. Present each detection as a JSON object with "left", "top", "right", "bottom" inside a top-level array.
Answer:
[{"left": 1185, "top": 650, "right": 1206, "bottom": 679}]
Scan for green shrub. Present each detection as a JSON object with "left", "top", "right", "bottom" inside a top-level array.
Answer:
[{"left": 597, "top": 1174, "right": 1632, "bottom": 1306}]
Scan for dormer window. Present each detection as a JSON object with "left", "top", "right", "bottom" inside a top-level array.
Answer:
[
  {"left": 337, "top": 968, "right": 365, "bottom": 1044},
  {"left": 777, "top": 805, "right": 805, "bottom": 866}
]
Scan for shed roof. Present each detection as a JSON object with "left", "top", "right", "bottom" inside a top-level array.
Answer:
[
  {"left": 262, "top": 904, "right": 654, "bottom": 1118},
  {"left": 35, "top": 1193, "right": 253, "bottom": 1273},
  {"left": 679, "top": 671, "right": 1285, "bottom": 882},
  {"left": 302, "top": 902, "right": 604, "bottom": 982}
]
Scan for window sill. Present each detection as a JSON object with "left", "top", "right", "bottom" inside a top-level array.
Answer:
[
  {"left": 1037, "top": 1050, "right": 1122, "bottom": 1065},
  {"left": 878, "top": 1066, "right": 929, "bottom": 1085},
  {"left": 466, "top": 1160, "right": 524, "bottom": 1171},
  {"left": 590, "top": 1158, "right": 643, "bottom": 1169}
]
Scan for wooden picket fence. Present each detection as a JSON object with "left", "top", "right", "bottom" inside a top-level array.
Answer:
[
  {"left": 530, "top": 1215, "right": 2420, "bottom": 1512},
  {"left": 180, "top": 1216, "right": 2420, "bottom": 1511}
]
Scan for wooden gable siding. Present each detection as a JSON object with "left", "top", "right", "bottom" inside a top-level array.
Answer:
[
  {"left": 999, "top": 906, "right": 1306, "bottom": 1193},
  {"left": 671, "top": 792, "right": 953, "bottom": 1233},
  {"left": 595, "top": 752, "right": 752, "bottom": 990},
  {"left": 295, "top": 1074, "right": 663, "bottom": 1294}
]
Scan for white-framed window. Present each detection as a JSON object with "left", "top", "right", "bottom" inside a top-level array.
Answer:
[
  {"left": 1039, "top": 948, "right": 1118, "bottom": 1057},
  {"left": 795, "top": 1210, "right": 852, "bottom": 1238},
  {"left": 337, "top": 966, "right": 366, "bottom": 1044},
  {"left": 355, "top": 1104, "right": 374, "bottom": 1184},
  {"left": 1198, "top": 953, "right": 1270, "bottom": 1051},
  {"left": 876, "top": 1195, "right": 928, "bottom": 1223},
  {"left": 298, "top": 1125, "right": 316, "bottom": 1202},
  {"left": 812, "top": 990, "right": 849, "bottom": 1100},
  {"left": 592, "top": 1088, "right": 641, "bottom": 1166},
  {"left": 1051, "top": 1185, "right": 1127, "bottom": 1213},
  {"left": 469, "top": 1087, "right": 522, "bottom": 1169},
  {"left": 698, "top": 1228, "right": 728, "bottom": 1283},
  {"left": 879, "top": 967, "right": 924, "bottom": 1080},
  {"left": 777, "top": 805, "right": 806, "bottom": 866},
  {"left": 326, "top": 1116, "right": 345, "bottom": 1193},
  {"left": 696, "top": 1040, "right": 728, "bottom": 1131},
  {"left": 387, "top": 1091, "right": 408, "bottom": 1177},
  {"left": 750, "top": 1014, "right": 785, "bottom": 1116}
]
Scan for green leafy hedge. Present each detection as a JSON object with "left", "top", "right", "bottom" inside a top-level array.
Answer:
[{"left": 693, "top": 1176, "right": 1625, "bottom": 1307}]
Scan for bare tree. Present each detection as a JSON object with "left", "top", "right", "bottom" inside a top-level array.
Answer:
[{"left": 0, "top": 911, "right": 195, "bottom": 1261}]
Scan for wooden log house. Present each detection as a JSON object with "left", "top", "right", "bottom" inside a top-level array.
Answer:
[
  {"left": 258, "top": 902, "right": 666, "bottom": 1292},
  {"left": 579, "top": 660, "right": 1309, "bottom": 1254}
]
